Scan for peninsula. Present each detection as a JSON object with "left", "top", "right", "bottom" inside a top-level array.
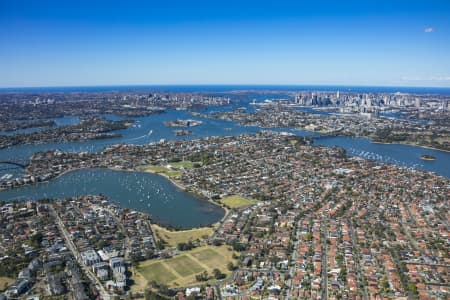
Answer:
[{"left": 1, "top": 131, "right": 448, "bottom": 299}]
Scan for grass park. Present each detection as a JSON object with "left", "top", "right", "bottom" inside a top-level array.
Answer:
[
  {"left": 152, "top": 224, "right": 214, "bottom": 248},
  {"left": 169, "top": 160, "right": 201, "bottom": 170},
  {"left": 0, "top": 277, "right": 14, "bottom": 292},
  {"left": 221, "top": 195, "right": 256, "bottom": 208},
  {"left": 145, "top": 165, "right": 182, "bottom": 178},
  {"left": 144, "top": 160, "right": 202, "bottom": 179},
  {"left": 134, "top": 245, "right": 236, "bottom": 288}
]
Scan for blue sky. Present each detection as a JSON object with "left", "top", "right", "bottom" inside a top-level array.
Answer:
[{"left": 1, "top": 0, "right": 449, "bottom": 87}]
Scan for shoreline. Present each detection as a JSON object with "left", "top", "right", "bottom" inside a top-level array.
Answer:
[
  {"left": 142, "top": 165, "right": 229, "bottom": 217},
  {"left": 370, "top": 140, "right": 450, "bottom": 153},
  {"left": 0, "top": 133, "right": 124, "bottom": 150},
  {"left": 150, "top": 223, "right": 218, "bottom": 242},
  {"left": 1, "top": 166, "right": 227, "bottom": 233},
  {"left": 420, "top": 155, "right": 437, "bottom": 161},
  {"left": 141, "top": 165, "right": 230, "bottom": 235},
  {"left": 205, "top": 114, "right": 450, "bottom": 153},
  {"left": 2, "top": 131, "right": 450, "bottom": 194}
]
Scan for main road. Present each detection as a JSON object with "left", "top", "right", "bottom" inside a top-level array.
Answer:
[
  {"left": 104, "top": 207, "right": 131, "bottom": 259},
  {"left": 50, "top": 205, "right": 112, "bottom": 300},
  {"left": 349, "top": 220, "right": 368, "bottom": 300},
  {"left": 320, "top": 217, "right": 328, "bottom": 300},
  {"left": 287, "top": 218, "right": 302, "bottom": 299}
]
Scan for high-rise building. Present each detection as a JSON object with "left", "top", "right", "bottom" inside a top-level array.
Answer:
[{"left": 415, "top": 98, "right": 421, "bottom": 108}]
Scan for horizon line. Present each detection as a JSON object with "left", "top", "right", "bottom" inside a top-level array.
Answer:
[{"left": 1, "top": 83, "right": 450, "bottom": 90}]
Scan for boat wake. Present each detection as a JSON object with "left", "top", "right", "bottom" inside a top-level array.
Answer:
[{"left": 127, "top": 129, "right": 153, "bottom": 141}]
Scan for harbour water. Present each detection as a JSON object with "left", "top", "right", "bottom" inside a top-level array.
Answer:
[
  {"left": 1, "top": 86, "right": 449, "bottom": 228},
  {"left": 0, "top": 115, "right": 81, "bottom": 136},
  {"left": 0, "top": 168, "right": 224, "bottom": 229},
  {"left": 314, "top": 136, "right": 450, "bottom": 176}
]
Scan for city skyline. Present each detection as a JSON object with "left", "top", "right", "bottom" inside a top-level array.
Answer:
[{"left": 1, "top": 0, "right": 450, "bottom": 87}]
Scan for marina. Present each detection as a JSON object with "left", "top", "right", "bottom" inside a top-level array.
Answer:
[{"left": 0, "top": 168, "right": 225, "bottom": 229}]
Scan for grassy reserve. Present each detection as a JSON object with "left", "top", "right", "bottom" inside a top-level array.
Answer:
[
  {"left": 135, "top": 245, "right": 236, "bottom": 288},
  {"left": 169, "top": 160, "right": 201, "bottom": 170},
  {"left": 221, "top": 195, "right": 256, "bottom": 208},
  {"left": 144, "top": 160, "right": 201, "bottom": 178},
  {"left": 0, "top": 277, "right": 15, "bottom": 292},
  {"left": 152, "top": 224, "right": 214, "bottom": 247},
  {"left": 145, "top": 165, "right": 182, "bottom": 178}
]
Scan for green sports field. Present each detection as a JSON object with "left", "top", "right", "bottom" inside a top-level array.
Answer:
[
  {"left": 221, "top": 195, "right": 256, "bottom": 208},
  {"left": 135, "top": 245, "right": 236, "bottom": 287}
]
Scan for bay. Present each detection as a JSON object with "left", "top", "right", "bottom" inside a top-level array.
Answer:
[
  {"left": 0, "top": 168, "right": 224, "bottom": 229},
  {"left": 1, "top": 87, "right": 449, "bottom": 229}
]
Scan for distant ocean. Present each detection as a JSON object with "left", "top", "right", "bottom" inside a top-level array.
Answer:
[{"left": 1, "top": 85, "right": 450, "bottom": 94}]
